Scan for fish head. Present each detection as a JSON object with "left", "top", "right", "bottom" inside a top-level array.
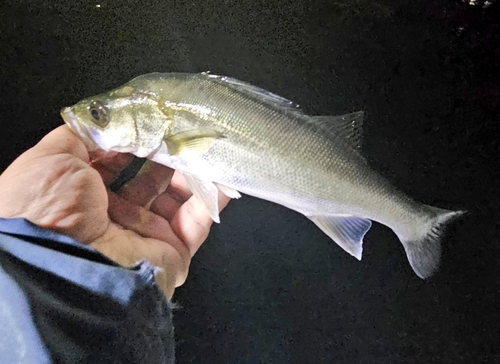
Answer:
[{"left": 60, "top": 86, "right": 171, "bottom": 158}]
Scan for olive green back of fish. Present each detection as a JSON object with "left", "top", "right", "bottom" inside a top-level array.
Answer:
[{"left": 62, "top": 72, "right": 465, "bottom": 279}]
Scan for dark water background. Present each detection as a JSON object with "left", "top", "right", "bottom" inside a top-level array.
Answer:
[{"left": 0, "top": 0, "right": 499, "bottom": 362}]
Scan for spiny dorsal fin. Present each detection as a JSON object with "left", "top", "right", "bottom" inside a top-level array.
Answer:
[
  {"left": 203, "top": 73, "right": 305, "bottom": 117},
  {"left": 310, "top": 111, "right": 364, "bottom": 152}
]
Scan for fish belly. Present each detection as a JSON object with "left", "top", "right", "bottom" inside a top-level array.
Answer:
[{"left": 153, "top": 134, "right": 424, "bottom": 235}]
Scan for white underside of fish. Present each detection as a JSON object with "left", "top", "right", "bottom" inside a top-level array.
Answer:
[{"left": 61, "top": 72, "right": 465, "bottom": 279}]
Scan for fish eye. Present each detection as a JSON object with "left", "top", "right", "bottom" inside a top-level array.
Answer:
[
  {"left": 88, "top": 101, "right": 108, "bottom": 126},
  {"left": 90, "top": 108, "right": 100, "bottom": 120}
]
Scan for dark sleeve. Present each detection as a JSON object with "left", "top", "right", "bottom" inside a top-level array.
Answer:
[{"left": 0, "top": 218, "right": 175, "bottom": 364}]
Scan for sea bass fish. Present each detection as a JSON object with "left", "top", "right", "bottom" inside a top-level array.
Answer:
[{"left": 61, "top": 72, "right": 463, "bottom": 278}]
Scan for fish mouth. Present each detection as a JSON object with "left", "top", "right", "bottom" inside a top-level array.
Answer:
[{"left": 60, "top": 107, "right": 98, "bottom": 150}]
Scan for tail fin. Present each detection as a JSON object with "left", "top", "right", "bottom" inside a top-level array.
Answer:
[{"left": 401, "top": 207, "right": 465, "bottom": 279}]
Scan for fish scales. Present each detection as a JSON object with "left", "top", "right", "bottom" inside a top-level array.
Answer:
[
  {"left": 61, "top": 72, "right": 464, "bottom": 278},
  {"left": 166, "top": 75, "right": 413, "bottom": 220}
]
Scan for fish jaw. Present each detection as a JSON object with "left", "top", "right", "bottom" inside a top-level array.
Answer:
[
  {"left": 60, "top": 106, "right": 157, "bottom": 157},
  {"left": 60, "top": 107, "right": 99, "bottom": 151}
]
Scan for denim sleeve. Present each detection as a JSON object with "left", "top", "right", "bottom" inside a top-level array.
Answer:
[{"left": 0, "top": 218, "right": 175, "bottom": 364}]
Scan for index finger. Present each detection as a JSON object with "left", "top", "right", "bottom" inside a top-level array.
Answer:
[
  {"left": 32, "top": 125, "right": 90, "bottom": 161},
  {"left": 35, "top": 125, "right": 135, "bottom": 186}
]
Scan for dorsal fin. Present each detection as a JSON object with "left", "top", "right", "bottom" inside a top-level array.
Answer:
[
  {"left": 202, "top": 73, "right": 305, "bottom": 117},
  {"left": 309, "top": 111, "right": 364, "bottom": 152}
]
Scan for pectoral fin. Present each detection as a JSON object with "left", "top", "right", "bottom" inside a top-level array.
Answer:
[
  {"left": 182, "top": 172, "right": 221, "bottom": 223},
  {"left": 308, "top": 215, "right": 372, "bottom": 260},
  {"left": 165, "top": 128, "right": 224, "bottom": 156}
]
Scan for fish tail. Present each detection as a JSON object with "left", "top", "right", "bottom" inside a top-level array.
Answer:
[{"left": 400, "top": 206, "right": 465, "bottom": 279}]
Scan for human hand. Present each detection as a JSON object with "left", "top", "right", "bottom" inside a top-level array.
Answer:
[{"left": 0, "top": 125, "right": 230, "bottom": 299}]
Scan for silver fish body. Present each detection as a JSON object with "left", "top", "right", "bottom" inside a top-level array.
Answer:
[{"left": 61, "top": 72, "right": 464, "bottom": 278}]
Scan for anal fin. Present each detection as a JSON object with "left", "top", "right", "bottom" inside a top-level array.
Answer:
[{"left": 308, "top": 215, "right": 372, "bottom": 260}]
